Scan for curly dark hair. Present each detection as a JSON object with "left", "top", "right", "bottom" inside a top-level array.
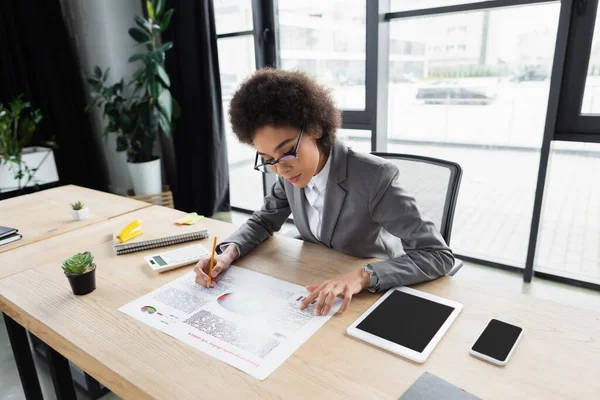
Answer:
[{"left": 228, "top": 68, "right": 341, "bottom": 152}]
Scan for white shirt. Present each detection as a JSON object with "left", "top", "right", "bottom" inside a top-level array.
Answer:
[
  {"left": 222, "top": 153, "right": 332, "bottom": 257},
  {"left": 303, "top": 153, "right": 332, "bottom": 240}
]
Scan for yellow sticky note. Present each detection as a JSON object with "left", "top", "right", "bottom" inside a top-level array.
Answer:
[{"left": 174, "top": 213, "right": 204, "bottom": 225}]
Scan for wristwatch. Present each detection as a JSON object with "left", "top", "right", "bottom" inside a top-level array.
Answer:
[{"left": 363, "top": 264, "right": 379, "bottom": 292}]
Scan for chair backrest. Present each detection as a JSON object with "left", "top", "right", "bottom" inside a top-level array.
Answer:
[{"left": 371, "top": 152, "right": 462, "bottom": 245}]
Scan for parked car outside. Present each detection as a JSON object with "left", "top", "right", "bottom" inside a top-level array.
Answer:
[
  {"left": 509, "top": 67, "right": 549, "bottom": 82},
  {"left": 415, "top": 80, "right": 496, "bottom": 105}
]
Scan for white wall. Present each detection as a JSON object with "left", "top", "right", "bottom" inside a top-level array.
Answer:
[{"left": 59, "top": 0, "right": 144, "bottom": 195}]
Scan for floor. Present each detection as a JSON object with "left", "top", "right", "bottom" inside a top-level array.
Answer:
[
  {"left": 0, "top": 320, "right": 120, "bottom": 400},
  {"left": 1, "top": 210, "right": 600, "bottom": 399}
]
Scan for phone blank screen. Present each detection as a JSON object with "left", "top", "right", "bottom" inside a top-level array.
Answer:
[{"left": 472, "top": 319, "right": 522, "bottom": 361}]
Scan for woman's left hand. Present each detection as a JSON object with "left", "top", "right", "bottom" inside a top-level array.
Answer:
[{"left": 300, "top": 268, "right": 371, "bottom": 316}]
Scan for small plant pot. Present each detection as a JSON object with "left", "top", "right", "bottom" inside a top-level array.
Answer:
[
  {"left": 71, "top": 208, "right": 89, "bottom": 221},
  {"left": 65, "top": 264, "right": 96, "bottom": 295}
]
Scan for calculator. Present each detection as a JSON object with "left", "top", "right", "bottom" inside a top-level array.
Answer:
[{"left": 144, "top": 244, "right": 210, "bottom": 273}]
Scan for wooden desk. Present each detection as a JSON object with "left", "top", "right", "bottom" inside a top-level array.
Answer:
[
  {"left": 0, "top": 185, "right": 151, "bottom": 253},
  {"left": 0, "top": 205, "right": 231, "bottom": 398},
  {"left": 0, "top": 205, "right": 214, "bottom": 280},
  {"left": 1, "top": 215, "right": 599, "bottom": 399}
]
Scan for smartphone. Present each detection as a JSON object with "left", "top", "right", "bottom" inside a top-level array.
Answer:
[{"left": 469, "top": 318, "right": 523, "bottom": 366}]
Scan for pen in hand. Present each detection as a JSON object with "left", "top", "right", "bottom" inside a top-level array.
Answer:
[{"left": 207, "top": 237, "right": 217, "bottom": 288}]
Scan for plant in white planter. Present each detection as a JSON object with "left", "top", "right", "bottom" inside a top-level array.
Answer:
[
  {"left": 0, "top": 94, "right": 59, "bottom": 194},
  {"left": 85, "top": 0, "right": 179, "bottom": 196},
  {"left": 62, "top": 251, "right": 96, "bottom": 295},
  {"left": 70, "top": 201, "right": 89, "bottom": 220}
]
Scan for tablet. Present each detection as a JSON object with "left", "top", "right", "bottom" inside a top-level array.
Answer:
[{"left": 347, "top": 286, "right": 462, "bottom": 363}]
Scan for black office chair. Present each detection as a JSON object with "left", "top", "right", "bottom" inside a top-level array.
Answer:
[
  {"left": 283, "top": 152, "right": 464, "bottom": 276},
  {"left": 371, "top": 152, "right": 463, "bottom": 276}
]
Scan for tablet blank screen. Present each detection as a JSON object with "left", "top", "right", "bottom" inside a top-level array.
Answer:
[{"left": 356, "top": 290, "right": 455, "bottom": 353}]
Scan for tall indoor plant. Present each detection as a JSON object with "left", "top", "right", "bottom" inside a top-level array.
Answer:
[
  {"left": 0, "top": 94, "right": 59, "bottom": 194},
  {"left": 86, "top": 0, "right": 178, "bottom": 195}
]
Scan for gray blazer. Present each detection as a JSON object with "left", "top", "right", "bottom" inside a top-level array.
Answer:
[{"left": 220, "top": 138, "right": 455, "bottom": 291}]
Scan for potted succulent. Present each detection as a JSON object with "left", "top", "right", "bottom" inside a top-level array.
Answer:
[
  {"left": 70, "top": 201, "right": 89, "bottom": 220},
  {"left": 85, "top": 0, "right": 179, "bottom": 196},
  {"left": 62, "top": 251, "right": 96, "bottom": 295},
  {"left": 0, "top": 94, "right": 59, "bottom": 194}
]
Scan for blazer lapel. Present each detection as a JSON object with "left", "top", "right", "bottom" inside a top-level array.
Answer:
[{"left": 319, "top": 139, "right": 349, "bottom": 248}]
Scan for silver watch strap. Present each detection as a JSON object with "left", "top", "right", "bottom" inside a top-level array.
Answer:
[{"left": 364, "top": 264, "right": 379, "bottom": 290}]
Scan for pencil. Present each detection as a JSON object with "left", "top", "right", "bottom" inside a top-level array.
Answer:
[{"left": 207, "top": 237, "right": 217, "bottom": 288}]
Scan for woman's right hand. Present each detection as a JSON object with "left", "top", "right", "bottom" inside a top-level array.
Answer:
[{"left": 193, "top": 245, "right": 238, "bottom": 287}]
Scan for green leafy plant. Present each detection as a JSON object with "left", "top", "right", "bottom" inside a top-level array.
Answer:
[
  {"left": 85, "top": 0, "right": 179, "bottom": 164},
  {"left": 0, "top": 94, "right": 58, "bottom": 191},
  {"left": 62, "top": 251, "right": 95, "bottom": 275},
  {"left": 71, "top": 201, "right": 85, "bottom": 210}
]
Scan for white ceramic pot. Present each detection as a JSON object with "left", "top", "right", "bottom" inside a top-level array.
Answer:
[
  {"left": 70, "top": 208, "right": 89, "bottom": 221},
  {"left": 127, "top": 158, "right": 162, "bottom": 195},
  {"left": 0, "top": 146, "right": 59, "bottom": 193}
]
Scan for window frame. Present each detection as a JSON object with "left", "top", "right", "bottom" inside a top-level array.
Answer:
[
  {"left": 216, "top": 0, "right": 279, "bottom": 209},
  {"left": 555, "top": 0, "right": 600, "bottom": 143}
]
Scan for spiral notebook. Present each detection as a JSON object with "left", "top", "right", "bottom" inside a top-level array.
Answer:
[{"left": 113, "top": 229, "right": 209, "bottom": 255}]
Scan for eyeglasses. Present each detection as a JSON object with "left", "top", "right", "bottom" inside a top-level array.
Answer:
[{"left": 254, "top": 128, "right": 304, "bottom": 174}]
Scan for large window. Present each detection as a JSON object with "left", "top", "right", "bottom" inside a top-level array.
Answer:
[
  {"left": 215, "top": 1, "right": 264, "bottom": 211},
  {"left": 215, "top": 0, "right": 600, "bottom": 289},
  {"left": 215, "top": 0, "right": 253, "bottom": 35},
  {"left": 555, "top": 0, "right": 600, "bottom": 140},
  {"left": 533, "top": 0, "right": 600, "bottom": 286},
  {"left": 386, "top": 3, "right": 561, "bottom": 266},
  {"left": 390, "top": 0, "right": 493, "bottom": 12},
  {"left": 337, "top": 129, "right": 372, "bottom": 153},
  {"left": 277, "top": 0, "right": 367, "bottom": 110},
  {"left": 535, "top": 142, "right": 600, "bottom": 284},
  {"left": 217, "top": 36, "right": 264, "bottom": 211},
  {"left": 582, "top": 8, "right": 600, "bottom": 115}
]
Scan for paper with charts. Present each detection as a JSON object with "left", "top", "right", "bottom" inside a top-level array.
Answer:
[{"left": 119, "top": 266, "right": 342, "bottom": 380}]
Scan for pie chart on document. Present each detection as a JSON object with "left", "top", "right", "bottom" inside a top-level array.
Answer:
[
  {"left": 141, "top": 305, "right": 157, "bottom": 314},
  {"left": 217, "top": 291, "right": 273, "bottom": 316}
]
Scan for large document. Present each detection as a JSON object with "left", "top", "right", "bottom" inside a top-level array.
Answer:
[{"left": 119, "top": 266, "right": 342, "bottom": 380}]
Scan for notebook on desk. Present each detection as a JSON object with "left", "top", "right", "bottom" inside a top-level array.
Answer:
[
  {"left": 0, "top": 226, "right": 22, "bottom": 246},
  {"left": 113, "top": 229, "right": 210, "bottom": 255},
  {"left": 0, "top": 226, "right": 18, "bottom": 239},
  {"left": 0, "top": 233, "right": 22, "bottom": 246}
]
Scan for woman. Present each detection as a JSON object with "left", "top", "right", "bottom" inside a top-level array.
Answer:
[{"left": 194, "top": 68, "right": 454, "bottom": 316}]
